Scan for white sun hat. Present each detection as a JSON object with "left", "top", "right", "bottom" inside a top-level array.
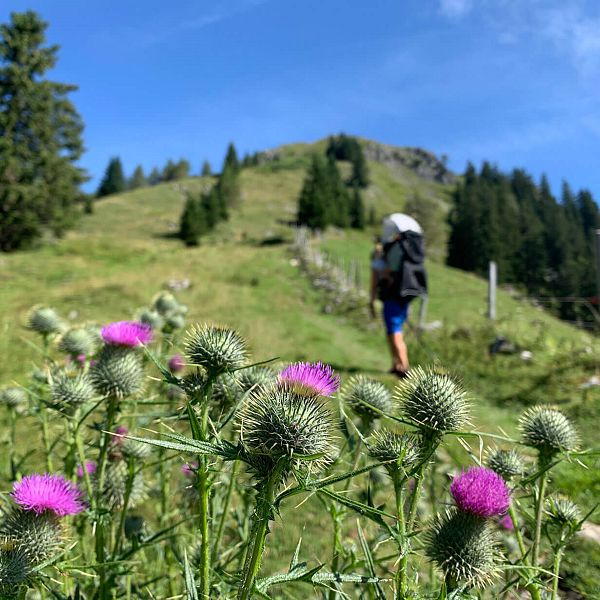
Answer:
[{"left": 381, "top": 213, "right": 422, "bottom": 243}]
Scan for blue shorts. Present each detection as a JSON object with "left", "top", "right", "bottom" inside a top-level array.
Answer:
[{"left": 383, "top": 300, "right": 409, "bottom": 334}]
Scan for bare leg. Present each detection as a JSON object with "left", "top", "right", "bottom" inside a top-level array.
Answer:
[{"left": 387, "top": 332, "right": 409, "bottom": 373}]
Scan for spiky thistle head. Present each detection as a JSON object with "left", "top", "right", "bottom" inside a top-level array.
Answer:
[
  {"left": 212, "top": 366, "right": 277, "bottom": 408},
  {"left": 184, "top": 325, "right": 248, "bottom": 375},
  {"left": 101, "top": 461, "right": 146, "bottom": 511},
  {"left": 450, "top": 467, "right": 510, "bottom": 518},
  {"left": 11, "top": 474, "right": 84, "bottom": 517},
  {"left": 367, "top": 430, "right": 420, "bottom": 475},
  {"left": 238, "top": 386, "right": 336, "bottom": 474},
  {"left": 101, "top": 321, "right": 152, "bottom": 347},
  {"left": 342, "top": 375, "right": 392, "bottom": 420},
  {"left": 0, "top": 388, "right": 27, "bottom": 413},
  {"left": 164, "top": 312, "right": 185, "bottom": 332},
  {"left": 277, "top": 362, "right": 340, "bottom": 397},
  {"left": 0, "top": 542, "right": 32, "bottom": 592},
  {"left": 76, "top": 462, "right": 97, "bottom": 478},
  {"left": 0, "top": 507, "right": 63, "bottom": 566},
  {"left": 396, "top": 366, "right": 470, "bottom": 434},
  {"left": 519, "top": 406, "right": 578, "bottom": 458},
  {"left": 152, "top": 292, "right": 181, "bottom": 315},
  {"left": 120, "top": 438, "right": 152, "bottom": 460},
  {"left": 138, "top": 309, "right": 164, "bottom": 331},
  {"left": 426, "top": 509, "right": 501, "bottom": 588},
  {"left": 26, "top": 306, "right": 64, "bottom": 336},
  {"left": 50, "top": 372, "right": 95, "bottom": 412},
  {"left": 57, "top": 327, "right": 98, "bottom": 358},
  {"left": 90, "top": 345, "right": 145, "bottom": 398},
  {"left": 545, "top": 496, "right": 581, "bottom": 526},
  {"left": 168, "top": 354, "right": 186, "bottom": 373},
  {"left": 485, "top": 447, "right": 524, "bottom": 481}
]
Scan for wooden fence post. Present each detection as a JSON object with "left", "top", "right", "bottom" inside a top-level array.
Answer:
[{"left": 488, "top": 261, "right": 497, "bottom": 320}]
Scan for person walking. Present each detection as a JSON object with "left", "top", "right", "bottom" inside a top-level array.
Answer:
[{"left": 370, "top": 213, "right": 427, "bottom": 378}]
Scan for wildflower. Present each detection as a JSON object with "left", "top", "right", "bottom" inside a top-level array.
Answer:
[
  {"left": 101, "top": 321, "right": 153, "bottom": 347},
  {"left": 168, "top": 354, "right": 186, "bottom": 373},
  {"left": 184, "top": 325, "right": 248, "bottom": 374},
  {"left": 426, "top": 509, "right": 500, "bottom": 588},
  {"left": 367, "top": 429, "right": 420, "bottom": 476},
  {"left": 76, "top": 462, "right": 97, "bottom": 478},
  {"left": 12, "top": 474, "right": 85, "bottom": 517},
  {"left": 396, "top": 366, "right": 469, "bottom": 434},
  {"left": 545, "top": 496, "right": 581, "bottom": 526},
  {"left": 450, "top": 466, "right": 510, "bottom": 518},
  {"left": 90, "top": 345, "right": 145, "bottom": 397},
  {"left": 278, "top": 362, "right": 340, "bottom": 397},
  {"left": 51, "top": 372, "right": 94, "bottom": 411},
  {"left": 27, "top": 306, "right": 63, "bottom": 335},
  {"left": 0, "top": 387, "right": 28, "bottom": 412},
  {"left": 138, "top": 308, "right": 164, "bottom": 331},
  {"left": 212, "top": 366, "right": 277, "bottom": 408},
  {"left": 181, "top": 462, "right": 199, "bottom": 477},
  {"left": 519, "top": 406, "right": 578, "bottom": 458},
  {"left": 57, "top": 326, "right": 97, "bottom": 357},
  {"left": 342, "top": 375, "right": 391, "bottom": 420},
  {"left": 498, "top": 514, "right": 514, "bottom": 531}
]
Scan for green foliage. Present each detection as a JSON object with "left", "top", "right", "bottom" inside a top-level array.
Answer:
[
  {"left": 163, "top": 158, "right": 190, "bottom": 181},
  {"left": 179, "top": 192, "right": 208, "bottom": 246},
  {"left": 349, "top": 185, "right": 365, "bottom": 229},
  {"left": 201, "top": 160, "right": 212, "bottom": 176},
  {"left": 223, "top": 142, "right": 240, "bottom": 174},
  {"left": 128, "top": 165, "right": 146, "bottom": 190},
  {"left": 0, "top": 11, "right": 85, "bottom": 251},
  {"left": 326, "top": 133, "right": 369, "bottom": 187},
  {"left": 97, "top": 157, "right": 126, "bottom": 198}
]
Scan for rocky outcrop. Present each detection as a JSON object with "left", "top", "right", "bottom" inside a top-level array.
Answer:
[{"left": 361, "top": 140, "right": 456, "bottom": 185}]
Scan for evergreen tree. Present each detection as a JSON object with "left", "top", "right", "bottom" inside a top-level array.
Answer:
[
  {"left": 216, "top": 164, "right": 240, "bottom": 207},
  {"left": 129, "top": 165, "right": 146, "bottom": 190},
  {"left": 297, "top": 155, "right": 331, "bottom": 230},
  {"left": 326, "top": 133, "right": 369, "bottom": 187},
  {"left": 201, "top": 160, "right": 212, "bottom": 176},
  {"left": 96, "top": 157, "right": 125, "bottom": 198},
  {"left": 148, "top": 167, "right": 161, "bottom": 186},
  {"left": 349, "top": 185, "right": 365, "bottom": 229},
  {"left": 162, "top": 159, "right": 176, "bottom": 181},
  {"left": 179, "top": 193, "right": 207, "bottom": 246},
  {"left": 0, "top": 11, "right": 86, "bottom": 251},
  {"left": 223, "top": 143, "right": 240, "bottom": 174},
  {"left": 326, "top": 156, "right": 350, "bottom": 227},
  {"left": 172, "top": 159, "right": 190, "bottom": 180}
]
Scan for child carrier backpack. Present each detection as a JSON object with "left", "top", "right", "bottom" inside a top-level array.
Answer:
[{"left": 379, "top": 231, "right": 428, "bottom": 303}]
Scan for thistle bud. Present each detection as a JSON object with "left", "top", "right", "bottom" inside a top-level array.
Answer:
[
  {"left": 545, "top": 495, "right": 581, "bottom": 526},
  {"left": 152, "top": 292, "right": 180, "bottom": 315},
  {"left": 0, "top": 543, "right": 32, "bottom": 594},
  {"left": 485, "top": 447, "right": 524, "bottom": 481},
  {"left": 138, "top": 309, "right": 164, "bottom": 331},
  {"left": 51, "top": 372, "right": 94, "bottom": 412},
  {"left": 0, "top": 388, "right": 28, "bottom": 413},
  {"left": 367, "top": 430, "right": 420, "bottom": 475},
  {"left": 102, "top": 461, "right": 146, "bottom": 511},
  {"left": 238, "top": 386, "right": 336, "bottom": 474},
  {"left": 426, "top": 509, "right": 500, "bottom": 588},
  {"left": 57, "top": 327, "right": 97, "bottom": 358},
  {"left": 26, "top": 306, "right": 64, "bottom": 335},
  {"left": 212, "top": 366, "right": 277, "bottom": 408},
  {"left": 396, "top": 366, "right": 469, "bottom": 434},
  {"left": 184, "top": 325, "right": 248, "bottom": 375},
  {"left": 342, "top": 375, "right": 392, "bottom": 421},
  {"left": 121, "top": 438, "right": 152, "bottom": 460},
  {"left": 90, "top": 345, "right": 145, "bottom": 398},
  {"left": 519, "top": 406, "right": 578, "bottom": 458}
]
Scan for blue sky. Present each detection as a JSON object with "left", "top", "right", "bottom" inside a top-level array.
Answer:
[{"left": 4, "top": 0, "right": 600, "bottom": 196}]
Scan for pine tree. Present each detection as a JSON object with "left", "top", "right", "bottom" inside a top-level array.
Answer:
[
  {"left": 172, "top": 159, "right": 190, "bottom": 180},
  {"left": 96, "top": 157, "right": 125, "bottom": 198},
  {"left": 223, "top": 143, "right": 240, "bottom": 174},
  {"left": 216, "top": 165, "right": 240, "bottom": 207},
  {"left": 326, "top": 157, "right": 350, "bottom": 227},
  {"left": 129, "top": 165, "right": 146, "bottom": 190},
  {"left": 162, "top": 159, "right": 176, "bottom": 181},
  {"left": 349, "top": 185, "right": 365, "bottom": 229},
  {"left": 349, "top": 146, "right": 369, "bottom": 187},
  {"left": 179, "top": 193, "right": 207, "bottom": 246},
  {"left": 0, "top": 11, "right": 86, "bottom": 251},
  {"left": 201, "top": 160, "right": 212, "bottom": 176},
  {"left": 297, "top": 155, "right": 332, "bottom": 230},
  {"left": 148, "top": 167, "right": 161, "bottom": 186}
]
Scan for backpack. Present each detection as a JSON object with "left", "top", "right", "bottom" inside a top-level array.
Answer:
[{"left": 379, "top": 231, "right": 427, "bottom": 303}]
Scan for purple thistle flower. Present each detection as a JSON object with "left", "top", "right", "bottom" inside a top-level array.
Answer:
[
  {"left": 450, "top": 466, "right": 510, "bottom": 518},
  {"left": 181, "top": 462, "right": 199, "bottom": 477},
  {"left": 499, "top": 514, "right": 514, "bottom": 530},
  {"left": 76, "top": 462, "right": 97, "bottom": 478},
  {"left": 278, "top": 362, "right": 340, "bottom": 397},
  {"left": 12, "top": 474, "right": 85, "bottom": 516},
  {"left": 101, "top": 321, "right": 153, "bottom": 347},
  {"left": 168, "top": 354, "right": 185, "bottom": 373}
]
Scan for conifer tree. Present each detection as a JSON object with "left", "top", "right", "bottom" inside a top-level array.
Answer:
[
  {"left": 224, "top": 143, "right": 240, "bottom": 174},
  {"left": 297, "top": 155, "right": 331, "bottom": 230},
  {"left": 129, "top": 165, "right": 146, "bottom": 190},
  {"left": 172, "top": 159, "right": 190, "bottom": 180},
  {"left": 179, "top": 193, "right": 207, "bottom": 246},
  {"left": 162, "top": 159, "right": 176, "bottom": 181},
  {"left": 148, "top": 167, "right": 161, "bottom": 186},
  {"left": 349, "top": 185, "right": 365, "bottom": 229},
  {"left": 0, "top": 11, "right": 86, "bottom": 250},
  {"left": 96, "top": 157, "right": 126, "bottom": 198},
  {"left": 201, "top": 160, "right": 212, "bottom": 176}
]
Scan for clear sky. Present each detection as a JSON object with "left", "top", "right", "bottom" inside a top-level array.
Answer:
[{"left": 3, "top": 0, "right": 600, "bottom": 196}]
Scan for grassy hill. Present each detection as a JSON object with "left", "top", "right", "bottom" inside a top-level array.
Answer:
[{"left": 1, "top": 137, "right": 599, "bottom": 595}]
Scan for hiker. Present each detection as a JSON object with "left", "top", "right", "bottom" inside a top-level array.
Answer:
[{"left": 370, "top": 213, "right": 427, "bottom": 378}]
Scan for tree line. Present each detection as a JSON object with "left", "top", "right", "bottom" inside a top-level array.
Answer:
[
  {"left": 296, "top": 134, "right": 369, "bottom": 231},
  {"left": 447, "top": 162, "right": 600, "bottom": 323}
]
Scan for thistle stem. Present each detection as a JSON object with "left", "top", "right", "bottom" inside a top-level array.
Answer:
[
  {"left": 551, "top": 547, "right": 564, "bottom": 600},
  {"left": 113, "top": 457, "right": 135, "bottom": 556},
  {"left": 532, "top": 464, "right": 548, "bottom": 567},
  {"left": 212, "top": 460, "right": 239, "bottom": 564},
  {"left": 393, "top": 474, "right": 407, "bottom": 600},
  {"left": 328, "top": 503, "right": 343, "bottom": 600},
  {"left": 8, "top": 410, "right": 17, "bottom": 480},
  {"left": 40, "top": 406, "right": 53, "bottom": 472},
  {"left": 508, "top": 503, "right": 528, "bottom": 563},
  {"left": 237, "top": 459, "right": 286, "bottom": 600}
]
